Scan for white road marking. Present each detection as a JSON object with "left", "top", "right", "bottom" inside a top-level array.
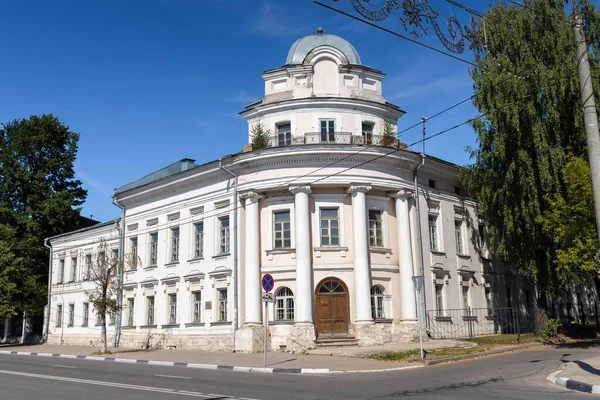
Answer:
[
  {"left": 0, "top": 369, "right": 260, "bottom": 399},
  {"left": 53, "top": 365, "right": 77, "bottom": 369},
  {"left": 155, "top": 374, "right": 191, "bottom": 380}
]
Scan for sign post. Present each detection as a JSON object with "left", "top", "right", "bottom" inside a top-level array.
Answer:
[{"left": 261, "top": 274, "right": 274, "bottom": 368}]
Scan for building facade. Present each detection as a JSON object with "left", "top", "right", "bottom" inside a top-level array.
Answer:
[{"left": 46, "top": 30, "right": 534, "bottom": 352}]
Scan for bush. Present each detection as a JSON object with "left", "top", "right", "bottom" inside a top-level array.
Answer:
[
  {"left": 540, "top": 318, "right": 562, "bottom": 339},
  {"left": 251, "top": 121, "right": 271, "bottom": 150}
]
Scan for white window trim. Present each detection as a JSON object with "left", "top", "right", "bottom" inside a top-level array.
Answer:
[
  {"left": 366, "top": 197, "right": 390, "bottom": 249},
  {"left": 265, "top": 198, "right": 295, "bottom": 252},
  {"left": 313, "top": 194, "right": 347, "bottom": 249},
  {"left": 168, "top": 225, "right": 180, "bottom": 263},
  {"left": 428, "top": 202, "right": 443, "bottom": 253},
  {"left": 214, "top": 202, "right": 231, "bottom": 256}
]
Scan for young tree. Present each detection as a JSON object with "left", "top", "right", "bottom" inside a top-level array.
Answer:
[
  {"left": 86, "top": 241, "right": 119, "bottom": 353},
  {"left": 251, "top": 121, "right": 271, "bottom": 150},
  {"left": 459, "top": 0, "right": 600, "bottom": 296},
  {"left": 380, "top": 121, "right": 398, "bottom": 148},
  {"left": 0, "top": 114, "right": 87, "bottom": 318}
]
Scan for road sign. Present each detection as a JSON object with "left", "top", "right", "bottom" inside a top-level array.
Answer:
[
  {"left": 262, "top": 274, "right": 274, "bottom": 292},
  {"left": 262, "top": 292, "right": 274, "bottom": 302}
]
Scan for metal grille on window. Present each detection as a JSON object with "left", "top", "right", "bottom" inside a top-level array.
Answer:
[
  {"left": 147, "top": 296, "right": 154, "bottom": 325},
  {"left": 369, "top": 210, "right": 383, "bottom": 247},
  {"left": 320, "top": 119, "right": 335, "bottom": 142},
  {"left": 277, "top": 123, "right": 292, "bottom": 147},
  {"left": 193, "top": 291, "right": 201, "bottom": 322},
  {"left": 455, "top": 220, "right": 463, "bottom": 254},
  {"left": 273, "top": 211, "right": 291, "bottom": 248},
  {"left": 275, "top": 287, "right": 294, "bottom": 321},
  {"left": 149, "top": 233, "right": 158, "bottom": 266},
  {"left": 429, "top": 215, "right": 438, "bottom": 251},
  {"left": 320, "top": 208, "right": 339, "bottom": 246},
  {"left": 171, "top": 227, "right": 180, "bottom": 262},
  {"left": 169, "top": 294, "right": 177, "bottom": 324},
  {"left": 127, "top": 298, "right": 134, "bottom": 326},
  {"left": 218, "top": 289, "right": 228, "bottom": 321},
  {"left": 370, "top": 286, "right": 384, "bottom": 319},
  {"left": 219, "top": 217, "right": 230, "bottom": 254},
  {"left": 194, "top": 223, "right": 204, "bottom": 258}
]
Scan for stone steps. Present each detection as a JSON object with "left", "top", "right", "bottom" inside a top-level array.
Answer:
[{"left": 315, "top": 337, "right": 359, "bottom": 348}]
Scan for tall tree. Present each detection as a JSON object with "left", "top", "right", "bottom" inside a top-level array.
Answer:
[
  {"left": 0, "top": 114, "right": 87, "bottom": 317},
  {"left": 459, "top": 0, "right": 600, "bottom": 296}
]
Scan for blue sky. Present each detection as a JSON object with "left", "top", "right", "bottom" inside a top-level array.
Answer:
[{"left": 0, "top": 0, "right": 487, "bottom": 221}]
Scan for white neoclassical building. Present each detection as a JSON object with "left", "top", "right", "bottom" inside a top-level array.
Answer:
[{"left": 46, "top": 29, "right": 533, "bottom": 352}]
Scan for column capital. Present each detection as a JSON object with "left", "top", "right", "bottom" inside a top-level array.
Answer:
[
  {"left": 289, "top": 185, "right": 312, "bottom": 195},
  {"left": 239, "top": 191, "right": 264, "bottom": 201},
  {"left": 387, "top": 189, "right": 414, "bottom": 199},
  {"left": 347, "top": 184, "right": 372, "bottom": 194}
]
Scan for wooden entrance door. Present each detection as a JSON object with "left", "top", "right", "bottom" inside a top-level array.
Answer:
[{"left": 315, "top": 278, "right": 349, "bottom": 337}]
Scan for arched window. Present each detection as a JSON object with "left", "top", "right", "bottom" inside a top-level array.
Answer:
[
  {"left": 275, "top": 287, "right": 295, "bottom": 321},
  {"left": 371, "top": 285, "right": 385, "bottom": 319}
]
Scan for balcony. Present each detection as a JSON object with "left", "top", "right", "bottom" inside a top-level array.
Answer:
[{"left": 263, "top": 132, "right": 403, "bottom": 149}]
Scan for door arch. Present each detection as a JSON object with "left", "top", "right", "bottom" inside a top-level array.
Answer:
[{"left": 315, "top": 277, "right": 350, "bottom": 337}]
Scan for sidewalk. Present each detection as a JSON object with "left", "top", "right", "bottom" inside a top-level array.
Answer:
[
  {"left": 547, "top": 356, "right": 600, "bottom": 394},
  {"left": 0, "top": 340, "right": 470, "bottom": 374}
]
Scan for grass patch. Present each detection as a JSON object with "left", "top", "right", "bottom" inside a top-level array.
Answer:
[
  {"left": 368, "top": 349, "right": 421, "bottom": 362},
  {"left": 91, "top": 350, "right": 113, "bottom": 355},
  {"left": 471, "top": 333, "right": 540, "bottom": 346}
]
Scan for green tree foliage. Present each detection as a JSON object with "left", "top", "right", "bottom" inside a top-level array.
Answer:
[
  {"left": 539, "top": 156, "right": 599, "bottom": 286},
  {"left": 0, "top": 114, "right": 87, "bottom": 316},
  {"left": 380, "top": 121, "right": 398, "bottom": 148},
  {"left": 459, "top": 0, "right": 600, "bottom": 295},
  {"left": 251, "top": 121, "right": 271, "bottom": 150}
]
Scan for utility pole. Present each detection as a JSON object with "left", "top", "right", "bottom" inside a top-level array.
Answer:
[{"left": 573, "top": 1, "right": 600, "bottom": 238}]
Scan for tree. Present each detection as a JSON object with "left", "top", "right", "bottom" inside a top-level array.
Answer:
[
  {"left": 539, "top": 156, "right": 599, "bottom": 287},
  {"left": 380, "top": 121, "right": 398, "bottom": 148},
  {"left": 0, "top": 114, "right": 87, "bottom": 319},
  {"left": 86, "top": 241, "right": 119, "bottom": 353},
  {"left": 251, "top": 121, "right": 271, "bottom": 150},
  {"left": 458, "top": 0, "right": 600, "bottom": 296}
]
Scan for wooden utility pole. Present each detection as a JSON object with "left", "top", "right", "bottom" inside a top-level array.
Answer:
[{"left": 573, "top": 1, "right": 600, "bottom": 238}]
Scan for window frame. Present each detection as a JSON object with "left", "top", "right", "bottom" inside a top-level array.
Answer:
[
  {"left": 218, "top": 215, "right": 230, "bottom": 255},
  {"left": 70, "top": 257, "right": 77, "bottom": 282},
  {"left": 368, "top": 209, "right": 384, "bottom": 248},
  {"left": 82, "top": 302, "right": 89, "bottom": 327},
  {"left": 455, "top": 219, "right": 464, "bottom": 255},
  {"left": 275, "top": 287, "right": 295, "bottom": 321},
  {"left": 84, "top": 254, "right": 92, "bottom": 280},
  {"left": 362, "top": 121, "right": 374, "bottom": 145},
  {"left": 276, "top": 122, "right": 292, "bottom": 147},
  {"left": 193, "top": 221, "right": 204, "bottom": 259},
  {"left": 435, "top": 284, "right": 445, "bottom": 315},
  {"left": 127, "top": 298, "right": 135, "bottom": 327},
  {"left": 319, "top": 118, "right": 336, "bottom": 142},
  {"left": 148, "top": 232, "right": 158, "bottom": 267},
  {"left": 428, "top": 214, "right": 439, "bottom": 252},
  {"left": 273, "top": 210, "right": 292, "bottom": 249},
  {"left": 56, "top": 304, "right": 63, "bottom": 328},
  {"left": 146, "top": 296, "right": 155, "bottom": 325},
  {"left": 217, "top": 288, "right": 228, "bottom": 322},
  {"left": 319, "top": 207, "right": 340, "bottom": 246},
  {"left": 130, "top": 236, "right": 138, "bottom": 269},
  {"left": 168, "top": 293, "right": 177, "bottom": 324},
  {"left": 461, "top": 284, "right": 470, "bottom": 310},
  {"left": 312, "top": 195, "right": 346, "bottom": 249},
  {"left": 370, "top": 285, "right": 385, "bottom": 319},
  {"left": 170, "top": 226, "right": 180, "bottom": 263},
  {"left": 68, "top": 303, "right": 75, "bottom": 327},
  {"left": 192, "top": 291, "right": 202, "bottom": 323},
  {"left": 58, "top": 259, "right": 65, "bottom": 284}
]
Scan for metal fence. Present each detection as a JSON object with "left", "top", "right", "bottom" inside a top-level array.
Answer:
[{"left": 427, "top": 307, "right": 523, "bottom": 341}]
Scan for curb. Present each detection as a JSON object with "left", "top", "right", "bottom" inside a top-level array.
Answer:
[
  {"left": 546, "top": 369, "right": 600, "bottom": 394},
  {"left": 0, "top": 350, "right": 423, "bottom": 375},
  {"left": 425, "top": 343, "right": 542, "bottom": 366}
]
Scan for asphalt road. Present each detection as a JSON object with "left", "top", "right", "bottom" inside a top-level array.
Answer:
[{"left": 0, "top": 342, "right": 597, "bottom": 399}]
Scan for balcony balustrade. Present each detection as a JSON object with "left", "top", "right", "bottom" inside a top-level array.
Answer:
[{"left": 264, "top": 132, "right": 400, "bottom": 148}]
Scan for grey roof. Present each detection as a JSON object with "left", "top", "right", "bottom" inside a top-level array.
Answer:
[
  {"left": 286, "top": 33, "right": 361, "bottom": 65},
  {"left": 47, "top": 219, "right": 119, "bottom": 242},
  {"left": 114, "top": 158, "right": 196, "bottom": 195}
]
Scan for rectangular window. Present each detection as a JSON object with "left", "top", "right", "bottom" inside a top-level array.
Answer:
[
  {"left": 435, "top": 284, "right": 444, "bottom": 314},
  {"left": 455, "top": 220, "right": 463, "bottom": 254},
  {"left": 130, "top": 237, "right": 138, "bottom": 269},
  {"left": 320, "top": 208, "right": 340, "bottom": 246},
  {"left": 219, "top": 216, "right": 230, "bottom": 254},
  {"left": 95, "top": 312, "right": 102, "bottom": 326},
  {"left": 429, "top": 215, "right": 438, "bottom": 251},
  {"left": 84, "top": 254, "right": 92, "bottom": 280},
  {"left": 68, "top": 304, "right": 74, "bottom": 327},
  {"left": 369, "top": 210, "right": 383, "bottom": 247},
  {"left": 147, "top": 296, "right": 155, "bottom": 325},
  {"left": 485, "top": 287, "right": 493, "bottom": 314},
  {"left": 170, "top": 227, "right": 180, "bottom": 262},
  {"left": 277, "top": 123, "right": 292, "bottom": 147},
  {"left": 168, "top": 294, "right": 177, "bottom": 324},
  {"left": 320, "top": 119, "right": 335, "bottom": 142},
  {"left": 56, "top": 304, "right": 62, "bottom": 327},
  {"left": 111, "top": 249, "right": 118, "bottom": 275},
  {"left": 70, "top": 257, "right": 77, "bottom": 282},
  {"left": 82, "top": 303, "right": 89, "bottom": 327},
  {"left": 58, "top": 259, "right": 65, "bottom": 284},
  {"left": 218, "top": 289, "right": 228, "bottom": 322},
  {"left": 149, "top": 232, "right": 158, "bottom": 266},
  {"left": 194, "top": 222, "right": 204, "bottom": 258},
  {"left": 362, "top": 122, "right": 374, "bottom": 145},
  {"left": 192, "top": 291, "right": 202, "bottom": 323},
  {"left": 127, "top": 298, "right": 134, "bottom": 327},
  {"left": 273, "top": 210, "right": 291, "bottom": 249},
  {"left": 462, "top": 285, "right": 470, "bottom": 310}
]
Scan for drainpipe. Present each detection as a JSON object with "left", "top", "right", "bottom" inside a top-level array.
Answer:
[
  {"left": 43, "top": 238, "right": 53, "bottom": 343},
  {"left": 112, "top": 198, "right": 126, "bottom": 347},
  {"left": 219, "top": 159, "right": 239, "bottom": 352},
  {"left": 413, "top": 117, "right": 428, "bottom": 327}
]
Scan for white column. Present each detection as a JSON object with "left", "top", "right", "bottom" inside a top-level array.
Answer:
[
  {"left": 349, "top": 184, "right": 373, "bottom": 323},
  {"left": 242, "top": 191, "right": 263, "bottom": 325},
  {"left": 290, "top": 185, "right": 313, "bottom": 324},
  {"left": 393, "top": 190, "right": 417, "bottom": 321}
]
